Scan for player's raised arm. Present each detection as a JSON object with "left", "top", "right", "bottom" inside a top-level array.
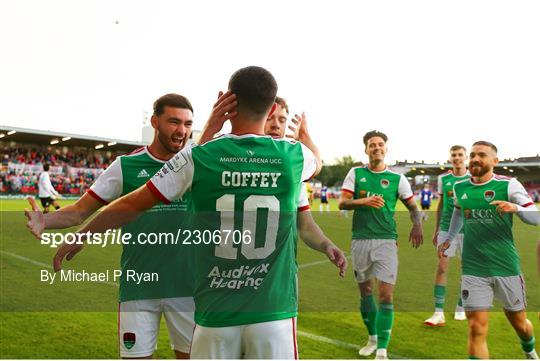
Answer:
[
  {"left": 399, "top": 175, "right": 423, "bottom": 248},
  {"left": 198, "top": 91, "right": 237, "bottom": 144},
  {"left": 286, "top": 112, "right": 322, "bottom": 176}
]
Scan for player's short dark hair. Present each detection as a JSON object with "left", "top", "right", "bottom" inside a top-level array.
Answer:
[
  {"left": 363, "top": 130, "right": 388, "bottom": 147},
  {"left": 43, "top": 163, "right": 50, "bottom": 171},
  {"left": 228, "top": 66, "right": 278, "bottom": 119},
  {"left": 450, "top": 145, "right": 466, "bottom": 152},
  {"left": 153, "top": 93, "right": 193, "bottom": 116},
  {"left": 472, "top": 140, "right": 498, "bottom": 153},
  {"left": 275, "top": 96, "right": 289, "bottom": 114}
]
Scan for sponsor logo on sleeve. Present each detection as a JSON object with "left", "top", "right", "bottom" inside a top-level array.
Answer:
[{"left": 166, "top": 153, "right": 188, "bottom": 173}]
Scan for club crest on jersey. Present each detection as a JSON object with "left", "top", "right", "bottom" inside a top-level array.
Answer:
[
  {"left": 464, "top": 209, "right": 472, "bottom": 219},
  {"left": 484, "top": 190, "right": 495, "bottom": 202},
  {"left": 359, "top": 190, "right": 367, "bottom": 198},
  {"left": 380, "top": 179, "right": 390, "bottom": 189},
  {"left": 447, "top": 190, "right": 453, "bottom": 197},
  {"left": 123, "top": 332, "right": 136, "bottom": 350}
]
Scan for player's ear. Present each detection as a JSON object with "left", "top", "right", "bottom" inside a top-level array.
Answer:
[
  {"left": 150, "top": 115, "right": 158, "bottom": 129},
  {"left": 493, "top": 156, "right": 499, "bottom": 166}
]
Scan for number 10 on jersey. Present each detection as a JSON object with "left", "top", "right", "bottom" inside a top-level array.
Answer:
[{"left": 215, "top": 194, "right": 280, "bottom": 260}]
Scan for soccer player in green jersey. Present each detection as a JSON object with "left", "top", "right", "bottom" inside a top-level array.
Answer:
[
  {"left": 65, "top": 66, "right": 324, "bottom": 359},
  {"left": 338, "top": 130, "right": 424, "bottom": 360},
  {"left": 25, "top": 94, "right": 196, "bottom": 359},
  {"left": 424, "top": 145, "right": 470, "bottom": 326},
  {"left": 439, "top": 141, "right": 540, "bottom": 359},
  {"left": 199, "top": 94, "right": 347, "bottom": 275}
]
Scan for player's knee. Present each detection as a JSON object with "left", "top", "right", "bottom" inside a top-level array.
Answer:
[
  {"left": 359, "top": 283, "right": 373, "bottom": 296},
  {"left": 378, "top": 289, "right": 393, "bottom": 303},
  {"left": 469, "top": 319, "right": 488, "bottom": 338}
]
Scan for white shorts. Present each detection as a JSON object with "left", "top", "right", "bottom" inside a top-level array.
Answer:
[
  {"left": 437, "top": 231, "right": 464, "bottom": 258},
  {"left": 190, "top": 317, "right": 298, "bottom": 359},
  {"left": 461, "top": 275, "right": 527, "bottom": 312},
  {"left": 351, "top": 239, "right": 398, "bottom": 285},
  {"left": 118, "top": 297, "right": 195, "bottom": 358}
]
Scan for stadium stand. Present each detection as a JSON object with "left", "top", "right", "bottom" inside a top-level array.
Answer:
[{"left": 0, "top": 126, "right": 145, "bottom": 196}]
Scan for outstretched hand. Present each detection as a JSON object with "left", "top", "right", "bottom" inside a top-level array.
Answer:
[
  {"left": 24, "top": 197, "right": 44, "bottom": 239},
  {"left": 324, "top": 243, "right": 347, "bottom": 277}
]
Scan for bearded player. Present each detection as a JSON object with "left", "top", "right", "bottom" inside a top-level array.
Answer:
[
  {"left": 439, "top": 141, "right": 539, "bottom": 359},
  {"left": 25, "top": 94, "right": 196, "bottom": 359}
]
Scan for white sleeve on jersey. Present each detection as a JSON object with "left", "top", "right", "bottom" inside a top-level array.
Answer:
[
  {"left": 398, "top": 174, "right": 414, "bottom": 201},
  {"left": 300, "top": 143, "right": 317, "bottom": 181},
  {"left": 147, "top": 146, "right": 194, "bottom": 204},
  {"left": 437, "top": 174, "right": 443, "bottom": 195},
  {"left": 341, "top": 168, "right": 355, "bottom": 194},
  {"left": 508, "top": 178, "right": 534, "bottom": 207},
  {"left": 508, "top": 178, "right": 540, "bottom": 225},
  {"left": 298, "top": 184, "right": 310, "bottom": 212},
  {"left": 88, "top": 157, "right": 123, "bottom": 204},
  {"left": 446, "top": 207, "right": 464, "bottom": 243}
]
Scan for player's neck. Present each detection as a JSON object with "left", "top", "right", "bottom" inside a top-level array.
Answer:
[
  {"left": 148, "top": 141, "right": 175, "bottom": 161},
  {"left": 472, "top": 170, "right": 494, "bottom": 184},
  {"left": 230, "top": 118, "right": 265, "bottom": 136},
  {"left": 453, "top": 167, "right": 467, "bottom": 176},
  {"left": 368, "top": 160, "right": 386, "bottom": 172}
]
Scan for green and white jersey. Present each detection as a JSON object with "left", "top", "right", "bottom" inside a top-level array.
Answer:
[
  {"left": 342, "top": 166, "right": 413, "bottom": 240},
  {"left": 147, "top": 134, "right": 317, "bottom": 327},
  {"left": 453, "top": 175, "right": 535, "bottom": 277},
  {"left": 437, "top": 171, "right": 470, "bottom": 232},
  {"left": 88, "top": 146, "right": 192, "bottom": 302}
]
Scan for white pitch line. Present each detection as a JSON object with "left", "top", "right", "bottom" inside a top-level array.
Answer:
[
  {"left": 298, "top": 330, "right": 407, "bottom": 359},
  {"left": 298, "top": 255, "right": 351, "bottom": 269},
  {"left": 0, "top": 250, "right": 119, "bottom": 287}
]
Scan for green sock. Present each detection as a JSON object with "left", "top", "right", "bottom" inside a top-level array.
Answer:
[
  {"left": 360, "top": 295, "right": 378, "bottom": 336},
  {"left": 376, "top": 303, "right": 394, "bottom": 349},
  {"left": 458, "top": 293, "right": 463, "bottom": 307},
  {"left": 521, "top": 336, "right": 535, "bottom": 353},
  {"left": 434, "top": 284, "right": 446, "bottom": 311}
]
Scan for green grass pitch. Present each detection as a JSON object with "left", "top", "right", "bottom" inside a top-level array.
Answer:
[{"left": 1, "top": 198, "right": 539, "bottom": 358}]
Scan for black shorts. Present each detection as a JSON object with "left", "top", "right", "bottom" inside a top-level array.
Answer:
[
  {"left": 421, "top": 203, "right": 430, "bottom": 210},
  {"left": 321, "top": 197, "right": 328, "bottom": 204},
  {"left": 40, "top": 197, "right": 54, "bottom": 208}
]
